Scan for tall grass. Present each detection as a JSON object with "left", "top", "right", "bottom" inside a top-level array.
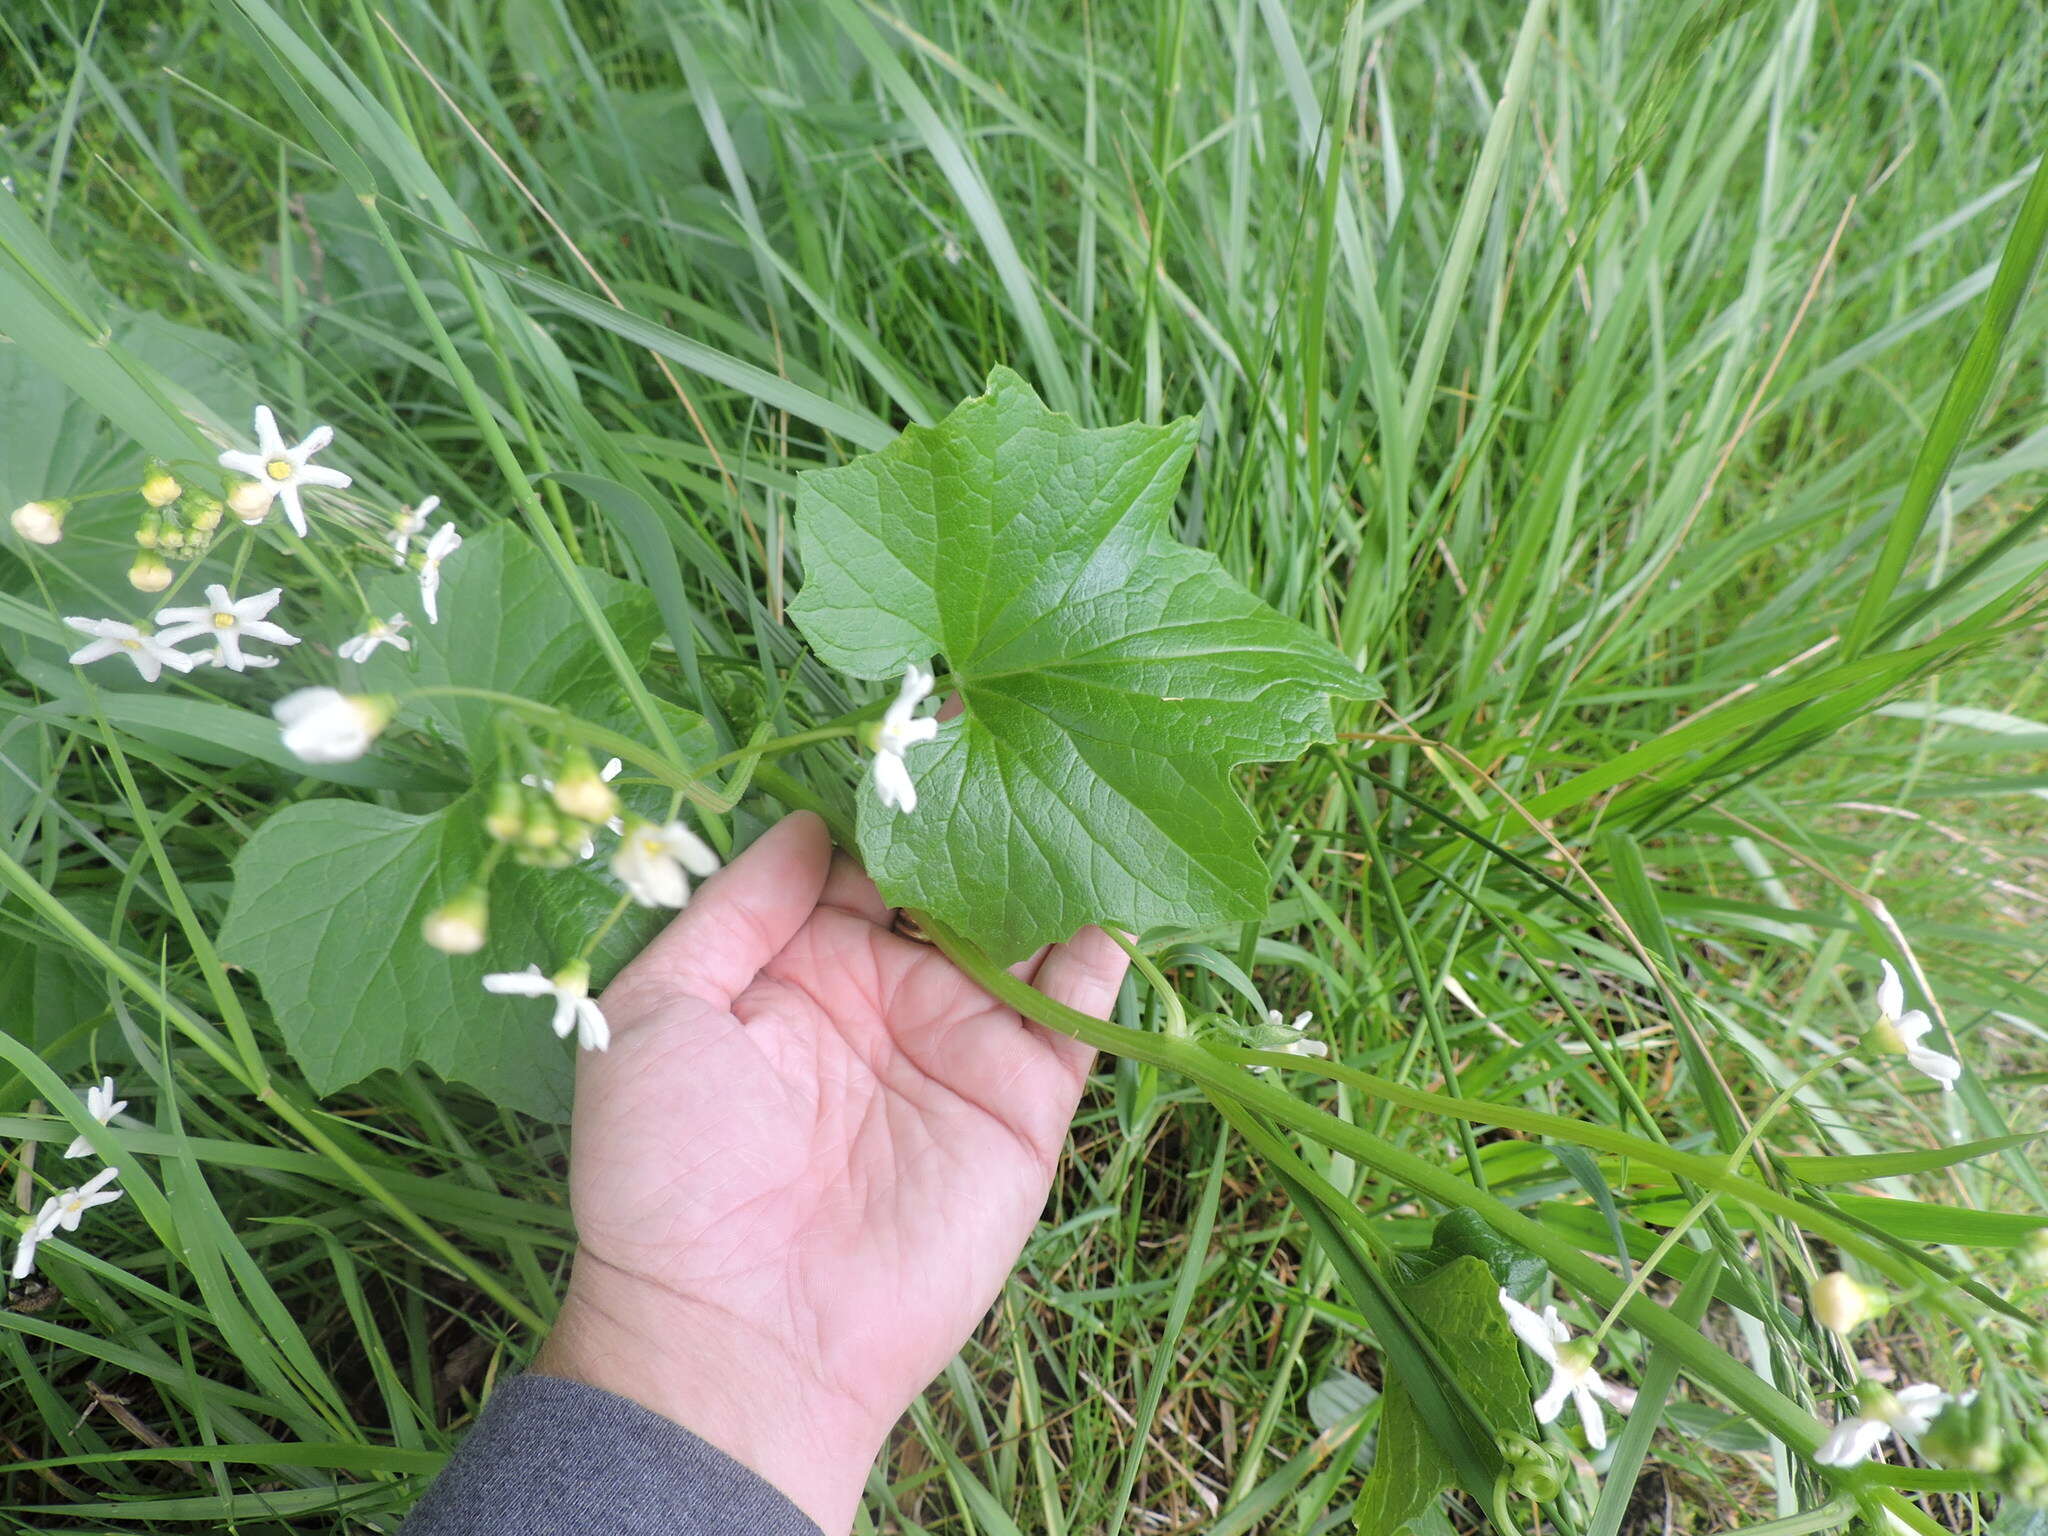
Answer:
[{"left": 2, "top": 0, "right": 2045, "bottom": 1530}]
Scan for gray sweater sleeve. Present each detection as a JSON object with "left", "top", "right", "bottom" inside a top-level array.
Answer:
[{"left": 400, "top": 1374, "right": 823, "bottom": 1536}]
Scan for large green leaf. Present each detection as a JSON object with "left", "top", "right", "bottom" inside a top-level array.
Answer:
[
  {"left": 1354, "top": 1256, "right": 1537, "bottom": 1536},
  {"left": 789, "top": 367, "right": 1374, "bottom": 961},
  {"left": 218, "top": 797, "right": 660, "bottom": 1119},
  {"left": 222, "top": 523, "right": 704, "bottom": 1115}
]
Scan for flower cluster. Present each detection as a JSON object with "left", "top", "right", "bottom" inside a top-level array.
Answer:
[
  {"left": 12, "top": 1076, "right": 129, "bottom": 1281},
  {"left": 21, "top": 406, "right": 462, "bottom": 697}
]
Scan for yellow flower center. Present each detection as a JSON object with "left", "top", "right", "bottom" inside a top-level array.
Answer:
[
  {"left": 639, "top": 836, "right": 665, "bottom": 856},
  {"left": 265, "top": 458, "right": 294, "bottom": 481},
  {"left": 212, "top": 611, "right": 237, "bottom": 629},
  {"left": 119, "top": 638, "right": 142, "bottom": 650}
]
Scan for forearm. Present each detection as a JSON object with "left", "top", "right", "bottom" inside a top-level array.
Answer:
[{"left": 399, "top": 1373, "right": 824, "bottom": 1536}]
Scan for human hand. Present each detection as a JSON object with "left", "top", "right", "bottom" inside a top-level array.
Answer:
[{"left": 533, "top": 811, "right": 1129, "bottom": 1535}]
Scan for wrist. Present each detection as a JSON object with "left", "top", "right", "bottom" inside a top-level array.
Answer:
[{"left": 534, "top": 1264, "right": 884, "bottom": 1536}]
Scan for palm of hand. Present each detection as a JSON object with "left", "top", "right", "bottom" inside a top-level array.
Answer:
[{"left": 551, "top": 812, "right": 1127, "bottom": 1483}]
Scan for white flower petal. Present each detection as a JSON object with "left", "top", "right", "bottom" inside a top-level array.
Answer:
[
  {"left": 1890, "top": 1384, "right": 1947, "bottom": 1436},
  {"left": 575, "top": 998, "right": 610, "bottom": 1052},
  {"left": 1876, "top": 960, "right": 1904, "bottom": 1021},
  {"left": 1498, "top": 1288, "right": 1564, "bottom": 1363},
  {"left": 1906, "top": 1045, "right": 1962, "bottom": 1092},
  {"left": 1814, "top": 1416, "right": 1891, "bottom": 1467},
  {"left": 1533, "top": 1375, "right": 1572, "bottom": 1424},
  {"left": 872, "top": 749, "right": 917, "bottom": 812},
  {"left": 482, "top": 967, "right": 554, "bottom": 997},
  {"left": 1574, "top": 1383, "right": 1609, "bottom": 1450}
]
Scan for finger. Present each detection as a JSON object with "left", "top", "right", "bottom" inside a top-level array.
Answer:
[
  {"left": 1023, "top": 925, "right": 1129, "bottom": 1074},
  {"left": 604, "top": 811, "right": 832, "bottom": 1016},
  {"left": 819, "top": 851, "right": 893, "bottom": 925}
]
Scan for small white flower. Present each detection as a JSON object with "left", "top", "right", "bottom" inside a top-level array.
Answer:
[
  {"left": 274, "top": 688, "right": 393, "bottom": 763},
  {"left": 217, "top": 404, "right": 351, "bottom": 536},
  {"left": 417, "top": 521, "right": 462, "bottom": 624},
  {"left": 1814, "top": 1382, "right": 1949, "bottom": 1468},
  {"left": 1499, "top": 1288, "right": 1629, "bottom": 1451},
  {"left": 388, "top": 495, "right": 440, "bottom": 564},
  {"left": 942, "top": 236, "right": 964, "bottom": 265},
  {"left": 64, "top": 1076, "right": 128, "bottom": 1159},
  {"left": 483, "top": 961, "right": 608, "bottom": 1052},
  {"left": 1871, "top": 961, "right": 1962, "bottom": 1092},
  {"left": 611, "top": 819, "right": 721, "bottom": 907},
  {"left": 871, "top": 663, "right": 938, "bottom": 813},
  {"left": 338, "top": 614, "right": 413, "bottom": 664},
  {"left": 64, "top": 617, "right": 199, "bottom": 683},
  {"left": 12, "top": 1167, "right": 124, "bottom": 1280},
  {"left": 153, "top": 585, "right": 301, "bottom": 673}
]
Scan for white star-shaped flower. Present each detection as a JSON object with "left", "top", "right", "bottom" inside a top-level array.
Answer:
[
  {"left": 64, "top": 1075, "right": 128, "bottom": 1158},
  {"left": 11, "top": 1167, "right": 123, "bottom": 1280},
  {"left": 1499, "top": 1288, "right": 1630, "bottom": 1450},
  {"left": 64, "top": 617, "right": 199, "bottom": 683},
  {"left": 1814, "top": 1381, "right": 1948, "bottom": 1467},
  {"left": 871, "top": 663, "right": 938, "bottom": 813},
  {"left": 611, "top": 819, "right": 721, "bottom": 907},
  {"left": 153, "top": 585, "right": 301, "bottom": 673},
  {"left": 216, "top": 405, "right": 351, "bottom": 536},
  {"left": 417, "top": 521, "right": 462, "bottom": 624},
  {"left": 1871, "top": 961, "right": 1962, "bottom": 1092},
  {"left": 483, "top": 961, "right": 608, "bottom": 1052},
  {"left": 338, "top": 613, "right": 413, "bottom": 664},
  {"left": 388, "top": 495, "right": 440, "bottom": 564}
]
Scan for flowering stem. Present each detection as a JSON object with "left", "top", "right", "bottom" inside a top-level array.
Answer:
[
  {"left": 399, "top": 687, "right": 857, "bottom": 812},
  {"left": 578, "top": 894, "right": 635, "bottom": 961}
]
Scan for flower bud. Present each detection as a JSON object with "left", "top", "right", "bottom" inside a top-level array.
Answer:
[
  {"left": 128, "top": 551, "right": 173, "bottom": 592},
  {"left": 274, "top": 689, "right": 395, "bottom": 764},
  {"left": 423, "top": 886, "right": 490, "bottom": 954},
  {"left": 1498, "top": 1434, "right": 1566, "bottom": 1501},
  {"left": 140, "top": 463, "right": 183, "bottom": 508},
  {"left": 185, "top": 493, "right": 224, "bottom": 534},
  {"left": 228, "top": 479, "right": 276, "bottom": 523},
  {"left": 1812, "top": 1271, "right": 1885, "bottom": 1334},
  {"left": 134, "top": 509, "right": 163, "bottom": 549},
  {"left": 10, "top": 499, "right": 66, "bottom": 544},
  {"left": 2001, "top": 1435, "right": 2048, "bottom": 1506},
  {"left": 484, "top": 780, "right": 527, "bottom": 843},
  {"left": 550, "top": 748, "right": 619, "bottom": 825},
  {"left": 518, "top": 800, "right": 564, "bottom": 852},
  {"left": 1924, "top": 1396, "right": 2002, "bottom": 1473}
]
